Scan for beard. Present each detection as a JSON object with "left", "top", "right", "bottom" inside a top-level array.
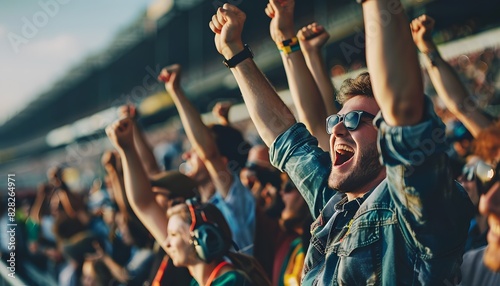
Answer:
[{"left": 328, "top": 143, "right": 384, "bottom": 193}]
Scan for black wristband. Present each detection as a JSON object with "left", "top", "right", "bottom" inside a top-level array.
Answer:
[{"left": 223, "top": 44, "right": 253, "bottom": 68}]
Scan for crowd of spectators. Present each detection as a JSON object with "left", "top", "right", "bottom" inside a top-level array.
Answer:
[{"left": 1, "top": 0, "right": 499, "bottom": 285}]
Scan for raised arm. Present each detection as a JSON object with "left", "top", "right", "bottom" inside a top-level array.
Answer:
[
  {"left": 118, "top": 105, "right": 161, "bottom": 176},
  {"left": 410, "top": 14, "right": 492, "bottom": 136},
  {"left": 106, "top": 118, "right": 168, "bottom": 249},
  {"left": 55, "top": 188, "right": 79, "bottom": 220},
  {"left": 209, "top": 4, "right": 296, "bottom": 146},
  {"left": 265, "top": 0, "right": 329, "bottom": 150},
  {"left": 158, "top": 65, "right": 233, "bottom": 198},
  {"left": 298, "top": 22, "right": 338, "bottom": 117},
  {"left": 102, "top": 151, "right": 132, "bottom": 220},
  {"left": 29, "top": 183, "right": 51, "bottom": 223},
  {"left": 101, "top": 150, "right": 122, "bottom": 202},
  {"left": 363, "top": 0, "right": 424, "bottom": 125}
]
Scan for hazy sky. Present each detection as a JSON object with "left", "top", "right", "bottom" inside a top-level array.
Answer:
[{"left": 0, "top": 0, "right": 156, "bottom": 125}]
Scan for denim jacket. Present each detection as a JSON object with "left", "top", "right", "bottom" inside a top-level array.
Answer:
[{"left": 269, "top": 99, "right": 474, "bottom": 285}]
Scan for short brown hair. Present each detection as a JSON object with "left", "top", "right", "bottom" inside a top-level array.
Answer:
[
  {"left": 209, "top": 124, "right": 251, "bottom": 172},
  {"left": 336, "top": 72, "right": 374, "bottom": 105}
]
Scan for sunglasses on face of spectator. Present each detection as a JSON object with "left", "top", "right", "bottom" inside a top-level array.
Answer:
[
  {"left": 462, "top": 160, "right": 499, "bottom": 194},
  {"left": 326, "top": 110, "right": 376, "bottom": 134}
]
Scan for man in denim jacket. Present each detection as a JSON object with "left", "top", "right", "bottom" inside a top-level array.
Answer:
[{"left": 209, "top": 0, "right": 473, "bottom": 284}]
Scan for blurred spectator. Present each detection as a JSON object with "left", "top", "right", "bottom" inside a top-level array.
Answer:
[
  {"left": 92, "top": 213, "right": 155, "bottom": 286},
  {"left": 458, "top": 156, "right": 489, "bottom": 251},
  {"left": 81, "top": 259, "right": 118, "bottom": 286},
  {"left": 273, "top": 174, "right": 312, "bottom": 286},
  {"left": 159, "top": 64, "right": 255, "bottom": 255},
  {"left": 461, "top": 121, "right": 500, "bottom": 285}
]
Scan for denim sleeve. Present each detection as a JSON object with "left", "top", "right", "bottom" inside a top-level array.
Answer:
[
  {"left": 269, "top": 123, "right": 334, "bottom": 219},
  {"left": 375, "top": 97, "right": 473, "bottom": 254}
]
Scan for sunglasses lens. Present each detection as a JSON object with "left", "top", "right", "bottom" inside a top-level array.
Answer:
[
  {"left": 344, "top": 112, "right": 361, "bottom": 130},
  {"left": 326, "top": 111, "right": 375, "bottom": 134},
  {"left": 327, "top": 115, "right": 340, "bottom": 134}
]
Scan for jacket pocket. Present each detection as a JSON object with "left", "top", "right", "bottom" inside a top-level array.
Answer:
[
  {"left": 337, "top": 225, "right": 380, "bottom": 256},
  {"left": 335, "top": 226, "right": 382, "bottom": 286}
]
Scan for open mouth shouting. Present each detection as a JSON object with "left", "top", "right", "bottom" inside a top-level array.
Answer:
[{"left": 334, "top": 144, "right": 355, "bottom": 167}]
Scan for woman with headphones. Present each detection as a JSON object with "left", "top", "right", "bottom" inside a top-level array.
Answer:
[
  {"left": 106, "top": 117, "right": 270, "bottom": 285},
  {"left": 164, "top": 200, "right": 255, "bottom": 285}
]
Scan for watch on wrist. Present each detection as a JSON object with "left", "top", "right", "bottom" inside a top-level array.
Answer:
[{"left": 223, "top": 44, "right": 253, "bottom": 68}]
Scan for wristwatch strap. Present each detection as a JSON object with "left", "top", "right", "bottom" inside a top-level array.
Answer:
[{"left": 223, "top": 44, "right": 253, "bottom": 68}]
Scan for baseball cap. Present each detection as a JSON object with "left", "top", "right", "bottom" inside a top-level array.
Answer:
[{"left": 150, "top": 171, "right": 198, "bottom": 198}]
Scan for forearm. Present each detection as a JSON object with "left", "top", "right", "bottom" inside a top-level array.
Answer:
[
  {"left": 168, "top": 83, "right": 234, "bottom": 197},
  {"left": 231, "top": 58, "right": 296, "bottom": 146},
  {"left": 29, "top": 194, "right": 45, "bottom": 223},
  {"left": 169, "top": 87, "right": 219, "bottom": 160},
  {"left": 57, "top": 191, "right": 77, "bottom": 219},
  {"left": 363, "top": 0, "right": 423, "bottom": 126},
  {"left": 105, "top": 166, "right": 124, "bottom": 198},
  {"left": 281, "top": 50, "right": 330, "bottom": 150},
  {"left": 424, "top": 49, "right": 491, "bottom": 137},
  {"left": 133, "top": 124, "right": 161, "bottom": 176},
  {"left": 120, "top": 145, "right": 169, "bottom": 246},
  {"left": 119, "top": 146, "right": 156, "bottom": 212},
  {"left": 303, "top": 49, "right": 338, "bottom": 116},
  {"left": 106, "top": 167, "right": 131, "bottom": 217}
]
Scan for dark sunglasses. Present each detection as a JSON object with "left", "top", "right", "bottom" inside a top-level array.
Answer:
[
  {"left": 462, "top": 160, "right": 499, "bottom": 194},
  {"left": 326, "top": 110, "right": 376, "bottom": 134}
]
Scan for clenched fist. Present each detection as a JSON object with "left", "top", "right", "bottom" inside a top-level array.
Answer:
[
  {"left": 209, "top": 3, "right": 246, "bottom": 59},
  {"left": 265, "top": 0, "right": 295, "bottom": 45},
  {"left": 158, "top": 64, "right": 182, "bottom": 93},
  {"left": 410, "top": 14, "right": 436, "bottom": 54},
  {"left": 117, "top": 104, "right": 138, "bottom": 120},
  {"left": 297, "top": 22, "right": 330, "bottom": 53},
  {"left": 106, "top": 118, "right": 135, "bottom": 151}
]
